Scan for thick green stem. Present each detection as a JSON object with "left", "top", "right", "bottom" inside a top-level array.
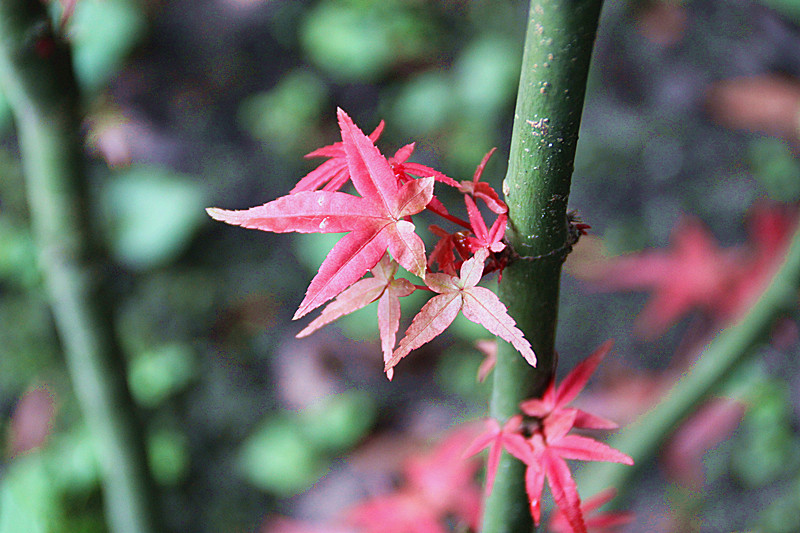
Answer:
[
  {"left": 482, "top": 1, "right": 603, "bottom": 531},
  {"left": 577, "top": 222, "right": 800, "bottom": 501},
  {"left": 0, "top": 4, "right": 161, "bottom": 533}
]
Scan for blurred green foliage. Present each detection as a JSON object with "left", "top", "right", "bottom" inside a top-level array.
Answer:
[
  {"left": 299, "top": 0, "right": 438, "bottom": 83},
  {"left": 237, "top": 390, "right": 375, "bottom": 496},
  {"left": 748, "top": 137, "right": 800, "bottom": 202},
  {"left": 69, "top": 0, "right": 146, "bottom": 93},
  {"left": 100, "top": 165, "right": 207, "bottom": 270}
]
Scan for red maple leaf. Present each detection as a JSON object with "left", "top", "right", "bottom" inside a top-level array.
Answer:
[
  {"left": 389, "top": 142, "right": 459, "bottom": 188},
  {"left": 464, "top": 194, "right": 507, "bottom": 255},
  {"left": 520, "top": 340, "right": 618, "bottom": 431},
  {"left": 296, "top": 253, "right": 415, "bottom": 379},
  {"left": 462, "top": 414, "right": 531, "bottom": 497},
  {"left": 291, "top": 120, "right": 385, "bottom": 193},
  {"left": 207, "top": 109, "right": 434, "bottom": 319},
  {"left": 458, "top": 148, "right": 507, "bottom": 214},
  {"left": 524, "top": 409, "right": 633, "bottom": 532},
  {"left": 385, "top": 248, "right": 535, "bottom": 375},
  {"left": 723, "top": 202, "right": 798, "bottom": 319},
  {"left": 467, "top": 342, "right": 633, "bottom": 532}
]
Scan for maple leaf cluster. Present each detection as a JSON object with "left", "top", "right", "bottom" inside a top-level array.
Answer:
[
  {"left": 465, "top": 341, "right": 634, "bottom": 533},
  {"left": 208, "top": 108, "right": 534, "bottom": 378},
  {"left": 262, "top": 423, "right": 630, "bottom": 533},
  {"left": 568, "top": 203, "right": 799, "bottom": 338}
]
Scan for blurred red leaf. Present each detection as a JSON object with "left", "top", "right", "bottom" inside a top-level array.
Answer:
[
  {"left": 662, "top": 398, "right": 746, "bottom": 489},
  {"left": 296, "top": 253, "right": 415, "bottom": 379},
  {"left": 8, "top": 385, "right": 56, "bottom": 457},
  {"left": 706, "top": 74, "right": 800, "bottom": 140},
  {"left": 346, "top": 428, "right": 483, "bottom": 533}
]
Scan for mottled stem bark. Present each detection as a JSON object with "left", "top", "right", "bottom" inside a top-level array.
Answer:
[
  {"left": 0, "top": 3, "right": 161, "bottom": 533},
  {"left": 482, "top": 1, "right": 603, "bottom": 532}
]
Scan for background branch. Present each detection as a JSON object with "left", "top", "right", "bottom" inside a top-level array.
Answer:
[{"left": 0, "top": 3, "right": 162, "bottom": 533}]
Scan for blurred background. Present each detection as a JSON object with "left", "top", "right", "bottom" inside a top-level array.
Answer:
[{"left": 3, "top": 0, "right": 800, "bottom": 531}]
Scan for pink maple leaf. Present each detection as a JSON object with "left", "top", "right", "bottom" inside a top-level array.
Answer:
[
  {"left": 385, "top": 248, "right": 535, "bottom": 375},
  {"left": 262, "top": 517, "right": 354, "bottom": 533},
  {"left": 525, "top": 410, "right": 633, "bottom": 531},
  {"left": 475, "top": 339, "right": 498, "bottom": 383},
  {"left": 291, "top": 120, "right": 385, "bottom": 193},
  {"left": 548, "top": 488, "right": 634, "bottom": 533},
  {"left": 296, "top": 252, "right": 415, "bottom": 379},
  {"left": 207, "top": 108, "right": 434, "bottom": 319},
  {"left": 520, "top": 340, "right": 619, "bottom": 430}
]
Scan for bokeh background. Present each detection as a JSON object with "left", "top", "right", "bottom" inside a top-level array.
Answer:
[{"left": 3, "top": 0, "right": 800, "bottom": 531}]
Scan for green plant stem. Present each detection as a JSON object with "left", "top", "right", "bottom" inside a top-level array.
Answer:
[
  {"left": 0, "top": 4, "right": 161, "bottom": 533},
  {"left": 482, "top": 1, "right": 603, "bottom": 532},
  {"left": 577, "top": 222, "right": 800, "bottom": 501}
]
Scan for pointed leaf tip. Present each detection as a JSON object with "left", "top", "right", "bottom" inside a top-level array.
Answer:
[{"left": 206, "top": 207, "right": 228, "bottom": 220}]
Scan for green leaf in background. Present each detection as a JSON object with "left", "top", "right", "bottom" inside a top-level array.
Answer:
[
  {"left": 101, "top": 165, "right": 206, "bottom": 270},
  {"left": 390, "top": 71, "right": 453, "bottom": 135},
  {"left": 236, "top": 416, "right": 326, "bottom": 496},
  {"left": 298, "top": 390, "right": 376, "bottom": 452},
  {"left": 0, "top": 426, "right": 106, "bottom": 533},
  {"left": 731, "top": 379, "right": 800, "bottom": 488},
  {"left": 48, "top": 427, "right": 101, "bottom": 495},
  {"left": 147, "top": 428, "right": 190, "bottom": 485},
  {"left": 748, "top": 137, "right": 800, "bottom": 202},
  {"left": 0, "top": 216, "right": 39, "bottom": 288},
  {"left": 238, "top": 68, "right": 328, "bottom": 154},
  {"left": 128, "top": 343, "right": 196, "bottom": 407},
  {"left": 0, "top": 92, "right": 11, "bottom": 133},
  {"left": 435, "top": 345, "right": 490, "bottom": 403},
  {"left": 0, "top": 455, "right": 58, "bottom": 533},
  {"left": 69, "top": 0, "right": 146, "bottom": 93},
  {"left": 756, "top": 0, "right": 800, "bottom": 21},
  {"left": 454, "top": 35, "right": 521, "bottom": 119},
  {"left": 299, "top": 0, "right": 433, "bottom": 83}
]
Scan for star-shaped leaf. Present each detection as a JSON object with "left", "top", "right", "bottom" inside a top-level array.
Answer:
[
  {"left": 525, "top": 410, "right": 633, "bottom": 531},
  {"left": 296, "top": 253, "right": 415, "bottom": 378},
  {"left": 385, "top": 249, "right": 535, "bottom": 375},
  {"left": 291, "top": 120, "right": 385, "bottom": 193},
  {"left": 207, "top": 109, "right": 434, "bottom": 319},
  {"left": 521, "top": 340, "right": 618, "bottom": 430}
]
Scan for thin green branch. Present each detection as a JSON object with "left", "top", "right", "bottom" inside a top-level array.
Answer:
[
  {"left": 0, "top": 4, "right": 161, "bottom": 533},
  {"left": 577, "top": 221, "right": 800, "bottom": 502},
  {"left": 483, "top": 1, "right": 603, "bottom": 531}
]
